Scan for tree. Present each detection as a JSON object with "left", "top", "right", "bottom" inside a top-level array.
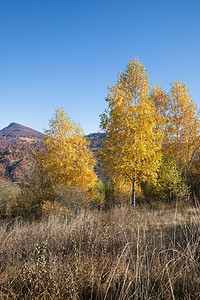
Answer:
[
  {"left": 168, "top": 80, "right": 200, "bottom": 177},
  {"left": 150, "top": 81, "right": 200, "bottom": 178},
  {"left": 100, "top": 58, "right": 163, "bottom": 206},
  {"left": 149, "top": 85, "right": 169, "bottom": 131},
  {"left": 41, "top": 108, "right": 97, "bottom": 197},
  {"left": 18, "top": 109, "right": 97, "bottom": 216}
]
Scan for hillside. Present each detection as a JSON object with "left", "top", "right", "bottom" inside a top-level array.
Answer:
[
  {"left": 0, "top": 141, "right": 41, "bottom": 181},
  {"left": 86, "top": 132, "right": 104, "bottom": 151},
  {"left": 0, "top": 122, "right": 44, "bottom": 143},
  {"left": 0, "top": 123, "right": 44, "bottom": 181}
]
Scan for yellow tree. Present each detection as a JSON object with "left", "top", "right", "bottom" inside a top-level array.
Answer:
[
  {"left": 149, "top": 85, "right": 169, "bottom": 130},
  {"left": 151, "top": 81, "right": 200, "bottom": 178},
  {"left": 168, "top": 80, "right": 200, "bottom": 176},
  {"left": 35, "top": 108, "right": 97, "bottom": 203},
  {"left": 100, "top": 58, "right": 163, "bottom": 206}
]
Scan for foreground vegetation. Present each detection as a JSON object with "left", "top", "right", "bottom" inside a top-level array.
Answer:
[
  {"left": 0, "top": 203, "right": 199, "bottom": 299},
  {"left": 1, "top": 57, "right": 200, "bottom": 299}
]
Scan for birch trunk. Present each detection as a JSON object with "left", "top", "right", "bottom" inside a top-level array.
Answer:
[{"left": 131, "top": 177, "right": 136, "bottom": 207}]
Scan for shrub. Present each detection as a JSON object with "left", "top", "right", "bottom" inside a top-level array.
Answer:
[
  {"left": 0, "top": 178, "right": 19, "bottom": 218},
  {"left": 141, "top": 158, "right": 190, "bottom": 204}
]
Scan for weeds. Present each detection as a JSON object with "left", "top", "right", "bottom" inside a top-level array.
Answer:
[{"left": 0, "top": 205, "right": 200, "bottom": 299}]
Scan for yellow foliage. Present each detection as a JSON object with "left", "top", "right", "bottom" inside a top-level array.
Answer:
[
  {"left": 100, "top": 58, "right": 163, "bottom": 205},
  {"left": 151, "top": 81, "right": 200, "bottom": 177},
  {"left": 35, "top": 108, "right": 97, "bottom": 201}
]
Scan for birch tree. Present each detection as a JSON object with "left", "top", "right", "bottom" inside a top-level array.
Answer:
[
  {"left": 150, "top": 81, "right": 200, "bottom": 178},
  {"left": 35, "top": 108, "right": 97, "bottom": 202},
  {"left": 100, "top": 59, "right": 163, "bottom": 206}
]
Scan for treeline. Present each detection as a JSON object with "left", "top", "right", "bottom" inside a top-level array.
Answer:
[
  {"left": 100, "top": 58, "right": 200, "bottom": 206},
  {"left": 1, "top": 57, "right": 200, "bottom": 218}
]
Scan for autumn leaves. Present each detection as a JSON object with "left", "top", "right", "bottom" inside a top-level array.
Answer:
[
  {"left": 100, "top": 59, "right": 163, "bottom": 206},
  {"left": 100, "top": 58, "right": 200, "bottom": 205},
  {"left": 34, "top": 109, "right": 97, "bottom": 203},
  {"left": 34, "top": 58, "right": 200, "bottom": 208}
]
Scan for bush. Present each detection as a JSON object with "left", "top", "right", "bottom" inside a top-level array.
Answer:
[
  {"left": 0, "top": 178, "right": 19, "bottom": 218},
  {"left": 141, "top": 158, "right": 190, "bottom": 204},
  {"left": 15, "top": 175, "right": 90, "bottom": 218},
  {"left": 92, "top": 178, "right": 136, "bottom": 209}
]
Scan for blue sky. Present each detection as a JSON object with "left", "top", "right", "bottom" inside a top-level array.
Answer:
[{"left": 0, "top": 0, "right": 200, "bottom": 134}]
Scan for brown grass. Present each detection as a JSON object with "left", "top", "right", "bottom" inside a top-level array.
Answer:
[{"left": 0, "top": 204, "right": 200, "bottom": 299}]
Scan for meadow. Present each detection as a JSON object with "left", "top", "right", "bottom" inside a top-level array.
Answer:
[{"left": 0, "top": 202, "right": 199, "bottom": 299}]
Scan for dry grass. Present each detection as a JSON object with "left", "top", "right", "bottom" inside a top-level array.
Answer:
[{"left": 0, "top": 204, "right": 200, "bottom": 299}]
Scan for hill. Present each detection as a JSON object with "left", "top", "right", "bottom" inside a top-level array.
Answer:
[
  {"left": 0, "top": 141, "right": 41, "bottom": 181},
  {"left": 0, "top": 123, "right": 44, "bottom": 181},
  {"left": 86, "top": 132, "right": 104, "bottom": 151},
  {"left": 0, "top": 123, "right": 44, "bottom": 143}
]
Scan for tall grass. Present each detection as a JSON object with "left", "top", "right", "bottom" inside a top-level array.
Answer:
[{"left": 0, "top": 204, "right": 199, "bottom": 299}]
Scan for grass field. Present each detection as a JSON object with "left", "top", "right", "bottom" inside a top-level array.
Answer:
[{"left": 0, "top": 203, "right": 200, "bottom": 299}]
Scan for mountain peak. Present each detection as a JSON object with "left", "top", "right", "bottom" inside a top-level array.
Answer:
[
  {"left": 8, "top": 122, "right": 21, "bottom": 127},
  {"left": 0, "top": 122, "right": 44, "bottom": 141}
]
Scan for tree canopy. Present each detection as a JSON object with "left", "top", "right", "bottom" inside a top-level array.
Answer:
[
  {"left": 100, "top": 58, "right": 163, "bottom": 206},
  {"left": 150, "top": 81, "right": 200, "bottom": 178},
  {"left": 19, "top": 108, "right": 97, "bottom": 215},
  {"left": 41, "top": 109, "right": 97, "bottom": 197}
]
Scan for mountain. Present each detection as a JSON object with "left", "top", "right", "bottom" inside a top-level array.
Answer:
[
  {"left": 0, "top": 122, "right": 44, "bottom": 142},
  {"left": 86, "top": 132, "right": 104, "bottom": 151},
  {"left": 0, "top": 123, "right": 44, "bottom": 181}
]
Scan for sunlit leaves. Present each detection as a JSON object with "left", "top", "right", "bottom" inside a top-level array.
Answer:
[
  {"left": 100, "top": 58, "right": 163, "bottom": 204},
  {"left": 151, "top": 81, "right": 200, "bottom": 177},
  {"left": 36, "top": 108, "right": 97, "bottom": 200}
]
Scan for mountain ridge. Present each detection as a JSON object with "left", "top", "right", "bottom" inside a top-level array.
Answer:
[{"left": 0, "top": 122, "right": 44, "bottom": 142}]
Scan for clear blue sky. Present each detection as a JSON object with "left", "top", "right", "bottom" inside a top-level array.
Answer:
[{"left": 0, "top": 0, "right": 200, "bottom": 134}]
